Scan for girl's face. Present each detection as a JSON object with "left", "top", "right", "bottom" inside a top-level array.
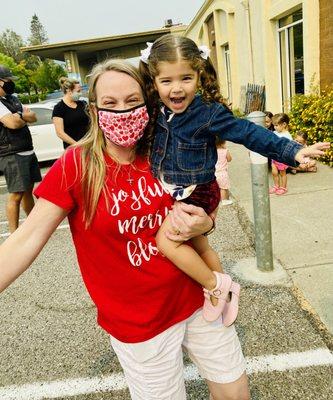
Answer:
[
  {"left": 295, "top": 135, "right": 306, "bottom": 145},
  {"left": 274, "top": 122, "right": 288, "bottom": 133},
  {"left": 154, "top": 59, "right": 199, "bottom": 114},
  {"left": 265, "top": 116, "right": 272, "bottom": 128},
  {"left": 95, "top": 70, "right": 144, "bottom": 110}
]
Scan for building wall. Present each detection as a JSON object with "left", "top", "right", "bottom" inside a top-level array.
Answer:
[
  {"left": 184, "top": 0, "right": 321, "bottom": 112},
  {"left": 320, "top": 0, "right": 333, "bottom": 89}
]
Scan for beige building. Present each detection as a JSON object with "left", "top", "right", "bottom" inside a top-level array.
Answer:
[{"left": 185, "top": 0, "right": 332, "bottom": 113}]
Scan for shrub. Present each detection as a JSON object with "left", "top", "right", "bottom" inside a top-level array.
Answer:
[
  {"left": 289, "top": 89, "right": 333, "bottom": 166},
  {"left": 17, "top": 93, "right": 46, "bottom": 104}
]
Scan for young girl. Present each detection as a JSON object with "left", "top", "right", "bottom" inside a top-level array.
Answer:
[
  {"left": 264, "top": 111, "right": 275, "bottom": 131},
  {"left": 216, "top": 139, "right": 233, "bottom": 206},
  {"left": 139, "top": 34, "right": 328, "bottom": 324},
  {"left": 269, "top": 113, "right": 293, "bottom": 195},
  {"left": 290, "top": 131, "right": 318, "bottom": 173}
]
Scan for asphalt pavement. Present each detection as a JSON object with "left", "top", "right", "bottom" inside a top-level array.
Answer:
[{"left": 0, "top": 153, "right": 332, "bottom": 399}]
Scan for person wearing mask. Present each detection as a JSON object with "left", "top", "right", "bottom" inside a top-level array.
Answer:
[
  {"left": 52, "top": 77, "right": 90, "bottom": 149},
  {"left": 0, "top": 65, "right": 41, "bottom": 233}
]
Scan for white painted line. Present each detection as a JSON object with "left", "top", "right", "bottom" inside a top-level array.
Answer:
[
  {"left": 0, "top": 348, "right": 331, "bottom": 399},
  {"left": 245, "top": 347, "right": 333, "bottom": 374},
  {"left": 0, "top": 224, "right": 70, "bottom": 238}
]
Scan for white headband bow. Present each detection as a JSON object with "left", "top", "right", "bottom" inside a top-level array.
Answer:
[
  {"left": 140, "top": 42, "right": 153, "bottom": 64},
  {"left": 139, "top": 42, "right": 211, "bottom": 64},
  {"left": 198, "top": 45, "right": 211, "bottom": 60}
]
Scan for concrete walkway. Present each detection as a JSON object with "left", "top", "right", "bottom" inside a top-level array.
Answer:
[{"left": 227, "top": 142, "right": 333, "bottom": 334}]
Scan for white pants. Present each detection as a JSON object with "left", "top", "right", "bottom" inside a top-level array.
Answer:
[{"left": 110, "top": 310, "right": 246, "bottom": 400}]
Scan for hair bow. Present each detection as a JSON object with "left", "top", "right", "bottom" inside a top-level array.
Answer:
[
  {"left": 140, "top": 42, "right": 154, "bottom": 64},
  {"left": 198, "top": 45, "right": 211, "bottom": 60}
]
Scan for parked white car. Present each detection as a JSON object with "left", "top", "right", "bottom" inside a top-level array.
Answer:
[{"left": 26, "top": 102, "right": 64, "bottom": 162}]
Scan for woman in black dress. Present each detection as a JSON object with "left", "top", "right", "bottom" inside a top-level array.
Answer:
[{"left": 52, "top": 77, "right": 90, "bottom": 149}]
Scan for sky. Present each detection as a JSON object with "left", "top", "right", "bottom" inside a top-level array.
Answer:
[{"left": 0, "top": 0, "right": 205, "bottom": 44}]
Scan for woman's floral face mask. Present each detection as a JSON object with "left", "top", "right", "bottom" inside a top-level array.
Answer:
[{"left": 97, "top": 104, "right": 149, "bottom": 147}]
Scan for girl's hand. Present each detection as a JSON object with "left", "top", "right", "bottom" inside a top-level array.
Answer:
[
  {"left": 295, "top": 142, "right": 330, "bottom": 164},
  {"left": 166, "top": 202, "right": 213, "bottom": 242}
]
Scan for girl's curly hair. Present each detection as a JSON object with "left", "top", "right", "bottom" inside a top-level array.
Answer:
[{"left": 139, "top": 34, "right": 229, "bottom": 129}]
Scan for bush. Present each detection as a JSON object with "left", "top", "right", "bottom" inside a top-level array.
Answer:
[
  {"left": 17, "top": 93, "right": 46, "bottom": 104},
  {"left": 289, "top": 89, "right": 333, "bottom": 166}
]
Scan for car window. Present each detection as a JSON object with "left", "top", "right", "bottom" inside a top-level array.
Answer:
[{"left": 29, "top": 108, "right": 53, "bottom": 126}]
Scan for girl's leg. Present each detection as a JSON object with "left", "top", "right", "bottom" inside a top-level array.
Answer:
[
  {"left": 280, "top": 170, "right": 287, "bottom": 189},
  {"left": 156, "top": 214, "right": 217, "bottom": 290},
  {"left": 271, "top": 164, "right": 279, "bottom": 187},
  {"left": 191, "top": 235, "right": 222, "bottom": 273},
  {"left": 220, "top": 188, "right": 229, "bottom": 201}
]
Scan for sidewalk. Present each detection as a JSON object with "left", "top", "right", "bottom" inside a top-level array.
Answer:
[{"left": 227, "top": 142, "right": 333, "bottom": 334}]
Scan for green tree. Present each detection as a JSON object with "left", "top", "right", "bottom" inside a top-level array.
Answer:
[
  {"left": 0, "top": 52, "right": 36, "bottom": 95},
  {"left": 33, "top": 59, "right": 66, "bottom": 94},
  {"left": 28, "top": 14, "right": 48, "bottom": 46},
  {"left": 0, "top": 29, "right": 25, "bottom": 63}
]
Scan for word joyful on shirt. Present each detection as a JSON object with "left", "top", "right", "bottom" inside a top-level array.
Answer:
[{"left": 110, "top": 176, "right": 169, "bottom": 267}]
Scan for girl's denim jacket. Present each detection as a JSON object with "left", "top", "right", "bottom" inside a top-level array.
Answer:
[{"left": 150, "top": 95, "right": 302, "bottom": 186}]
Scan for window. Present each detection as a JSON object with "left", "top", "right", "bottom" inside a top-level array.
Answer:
[
  {"left": 278, "top": 9, "right": 304, "bottom": 109},
  {"left": 29, "top": 108, "right": 53, "bottom": 126}
]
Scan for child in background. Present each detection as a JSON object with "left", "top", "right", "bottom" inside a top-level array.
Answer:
[
  {"left": 216, "top": 139, "right": 233, "bottom": 205},
  {"left": 269, "top": 113, "right": 293, "bottom": 195},
  {"left": 264, "top": 111, "right": 275, "bottom": 131},
  {"left": 290, "top": 132, "right": 317, "bottom": 173},
  {"left": 264, "top": 111, "right": 274, "bottom": 169}
]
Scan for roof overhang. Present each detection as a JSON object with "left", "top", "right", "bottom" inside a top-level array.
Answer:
[{"left": 21, "top": 27, "right": 175, "bottom": 61}]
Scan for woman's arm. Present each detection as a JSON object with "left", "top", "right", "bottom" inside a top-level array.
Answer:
[
  {"left": 22, "top": 106, "right": 37, "bottom": 123},
  {"left": 165, "top": 202, "right": 213, "bottom": 242},
  {"left": 52, "top": 117, "right": 76, "bottom": 146},
  {"left": 0, "top": 198, "right": 68, "bottom": 293}
]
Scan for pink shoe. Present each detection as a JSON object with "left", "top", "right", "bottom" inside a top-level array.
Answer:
[
  {"left": 269, "top": 185, "right": 279, "bottom": 194},
  {"left": 222, "top": 281, "right": 241, "bottom": 327},
  {"left": 275, "top": 187, "right": 287, "bottom": 195},
  {"left": 202, "top": 272, "right": 232, "bottom": 322}
]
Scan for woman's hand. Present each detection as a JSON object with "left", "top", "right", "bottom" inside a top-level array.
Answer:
[
  {"left": 295, "top": 142, "right": 330, "bottom": 164},
  {"left": 165, "top": 202, "right": 213, "bottom": 242}
]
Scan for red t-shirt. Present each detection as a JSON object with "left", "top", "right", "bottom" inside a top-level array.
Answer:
[{"left": 34, "top": 148, "right": 203, "bottom": 343}]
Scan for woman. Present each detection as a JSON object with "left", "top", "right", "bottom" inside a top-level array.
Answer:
[
  {"left": 0, "top": 60, "right": 250, "bottom": 400},
  {"left": 52, "top": 77, "right": 90, "bottom": 148}
]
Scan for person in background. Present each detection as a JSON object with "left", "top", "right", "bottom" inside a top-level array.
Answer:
[
  {"left": 264, "top": 111, "right": 274, "bottom": 170},
  {"left": 269, "top": 113, "right": 293, "bottom": 195},
  {"left": 290, "top": 131, "right": 317, "bottom": 174},
  {"left": 0, "top": 65, "right": 41, "bottom": 233},
  {"left": 216, "top": 139, "right": 233, "bottom": 206},
  {"left": 52, "top": 77, "right": 90, "bottom": 149},
  {"left": 264, "top": 111, "right": 275, "bottom": 131}
]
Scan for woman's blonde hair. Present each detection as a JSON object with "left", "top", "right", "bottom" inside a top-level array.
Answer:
[
  {"left": 70, "top": 59, "right": 153, "bottom": 227},
  {"left": 59, "top": 77, "right": 80, "bottom": 93}
]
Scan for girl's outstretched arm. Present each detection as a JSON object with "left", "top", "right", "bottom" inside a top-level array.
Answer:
[{"left": 0, "top": 198, "right": 68, "bottom": 293}]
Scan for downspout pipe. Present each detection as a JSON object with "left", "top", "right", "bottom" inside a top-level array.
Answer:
[{"left": 241, "top": 0, "right": 255, "bottom": 83}]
